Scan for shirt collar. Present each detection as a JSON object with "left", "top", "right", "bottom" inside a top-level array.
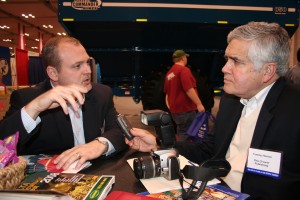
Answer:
[{"left": 240, "top": 82, "right": 275, "bottom": 108}]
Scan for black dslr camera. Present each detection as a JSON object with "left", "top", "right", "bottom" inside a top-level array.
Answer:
[
  {"left": 133, "top": 110, "right": 179, "bottom": 180},
  {"left": 140, "top": 109, "right": 176, "bottom": 148},
  {"left": 133, "top": 148, "right": 180, "bottom": 180}
]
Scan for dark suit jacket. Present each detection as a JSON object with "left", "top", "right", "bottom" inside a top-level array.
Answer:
[
  {"left": 176, "top": 77, "right": 300, "bottom": 199},
  {"left": 0, "top": 79, "right": 128, "bottom": 156}
]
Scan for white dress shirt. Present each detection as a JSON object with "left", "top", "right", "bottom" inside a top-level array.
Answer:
[{"left": 222, "top": 83, "right": 274, "bottom": 191}]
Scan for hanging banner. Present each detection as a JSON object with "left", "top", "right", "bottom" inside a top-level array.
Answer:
[{"left": 16, "top": 48, "right": 29, "bottom": 86}]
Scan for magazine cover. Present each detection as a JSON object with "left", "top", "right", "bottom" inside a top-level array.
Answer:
[
  {"left": 145, "top": 184, "right": 250, "bottom": 200},
  {"left": 23, "top": 154, "right": 91, "bottom": 174},
  {"left": 17, "top": 171, "right": 115, "bottom": 200}
]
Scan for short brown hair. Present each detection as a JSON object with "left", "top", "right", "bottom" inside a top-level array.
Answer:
[{"left": 41, "top": 36, "right": 82, "bottom": 71}]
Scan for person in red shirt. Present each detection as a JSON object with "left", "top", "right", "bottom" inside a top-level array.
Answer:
[{"left": 164, "top": 50, "right": 205, "bottom": 141}]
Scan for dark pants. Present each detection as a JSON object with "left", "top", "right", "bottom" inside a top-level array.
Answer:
[{"left": 171, "top": 110, "right": 196, "bottom": 142}]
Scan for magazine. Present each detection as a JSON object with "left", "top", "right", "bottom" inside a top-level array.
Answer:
[
  {"left": 144, "top": 184, "right": 250, "bottom": 200},
  {"left": 16, "top": 171, "right": 115, "bottom": 200},
  {"left": 23, "top": 154, "right": 92, "bottom": 174},
  {"left": 0, "top": 190, "right": 73, "bottom": 200}
]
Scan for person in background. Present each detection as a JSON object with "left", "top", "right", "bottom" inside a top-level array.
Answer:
[
  {"left": 286, "top": 47, "right": 300, "bottom": 85},
  {"left": 127, "top": 22, "right": 300, "bottom": 199},
  {"left": 164, "top": 50, "right": 205, "bottom": 141},
  {"left": 0, "top": 72, "right": 6, "bottom": 95},
  {"left": 0, "top": 36, "right": 127, "bottom": 170}
]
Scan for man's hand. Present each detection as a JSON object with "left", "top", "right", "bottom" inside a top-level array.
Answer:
[
  {"left": 25, "top": 84, "right": 88, "bottom": 119},
  {"left": 125, "top": 128, "right": 158, "bottom": 152},
  {"left": 53, "top": 140, "right": 107, "bottom": 170},
  {"left": 197, "top": 104, "right": 205, "bottom": 113}
]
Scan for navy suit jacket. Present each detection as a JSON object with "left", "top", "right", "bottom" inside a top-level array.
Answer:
[
  {"left": 0, "top": 79, "right": 128, "bottom": 156},
  {"left": 176, "top": 77, "right": 300, "bottom": 199}
]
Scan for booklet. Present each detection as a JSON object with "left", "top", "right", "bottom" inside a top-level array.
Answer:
[
  {"left": 16, "top": 171, "right": 115, "bottom": 200},
  {"left": 144, "top": 184, "right": 250, "bottom": 200},
  {"left": 23, "top": 154, "right": 92, "bottom": 174}
]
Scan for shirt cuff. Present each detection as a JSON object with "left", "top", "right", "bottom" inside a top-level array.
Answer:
[
  {"left": 21, "top": 107, "right": 41, "bottom": 133},
  {"left": 97, "top": 137, "right": 115, "bottom": 156}
]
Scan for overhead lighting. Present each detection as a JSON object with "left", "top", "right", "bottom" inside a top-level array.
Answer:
[
  {"left": 25, "top": 33, "right": 29, "bottom": 36},
  {"left": 31, "top": 47, "right": 38, "bottom": 49},
  {"left": 35, "top": 38, "right": 39, "bottom": 41},
  {"left": 22, "top": 14, "right": 35, "bottom": 18},
  {"left": 0, "top": 25, "right": 10, "bottom": 29},
  {"left": 57, "top": 32, "right": 67, "bottom": 36},
  {"left": 3, "top": 39, "right": 12, "bottom": 42},
  {"left": 1, "top": 0, "right": 6, "bottom": 2},
  {"left": 43, "top": 25, "right": 53, "bottom": 29}
]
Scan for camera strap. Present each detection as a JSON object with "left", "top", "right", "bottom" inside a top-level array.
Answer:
[{"left": 178, "top": 159, "right": 231, "bottom": 200}]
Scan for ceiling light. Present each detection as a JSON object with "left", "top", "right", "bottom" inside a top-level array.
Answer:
[
  {"left": 3, "top": 39, "right": 12, "bottom": 42},
  {"left": 35, "top": 38, "right": 39, "bottom": 41},
  {"left": 57, "top": 32, "right": 67, "bottom": 36},
  {"left": 43, "top": 25, "right": 54, "bottom": 29},
  {"left": 21, "top": 14, "right": 35, "bottom": 18},
  {"left": 25, "top": 33, "right": 29, "bottom": 36},
  {"left": 0, "top": 25, "right": 10, "bottom": 29}
]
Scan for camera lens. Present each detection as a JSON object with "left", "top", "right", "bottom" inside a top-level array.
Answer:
[{"left": 133, "top": 155, "right": 161, "bottom": 179}]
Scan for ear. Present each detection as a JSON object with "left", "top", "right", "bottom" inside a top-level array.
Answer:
[
  {"left": 262, "top": 63, "right": 276, "bottom": 83},
  {"left": 46, "top": 66, "right": 58, "bottom": 81}
]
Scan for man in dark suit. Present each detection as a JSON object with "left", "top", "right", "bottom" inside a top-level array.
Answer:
[
  {"left": 0, "top": 36, "right": 127, "bottom": 170},
  {"left": 126, "top": 22, "right": 300, "bottom": 199}
]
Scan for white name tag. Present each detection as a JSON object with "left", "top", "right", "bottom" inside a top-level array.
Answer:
[{"left": 246, "top": 148, "right": 282, "bottom": 179}]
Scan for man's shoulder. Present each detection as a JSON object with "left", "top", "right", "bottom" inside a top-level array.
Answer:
[
  {"left": 92, "top": 83, "right": 111, "bottom": 91},
  {"left": 90, "top": 83, "right": 113, "bottom": 97},
  {"left": 12, "top": 80, "right": 48, "bottom": 95}
]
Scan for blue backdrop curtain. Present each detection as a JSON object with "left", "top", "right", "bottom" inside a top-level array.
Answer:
[
  {"left": 29, "top": 56, "right": 46, "bottom": 85},
  {"left": 0, "top": 46, "right": 12, "bottom": 85}
]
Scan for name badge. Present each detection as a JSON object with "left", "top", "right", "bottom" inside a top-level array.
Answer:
[{"left": 246, "top": 148, "right": 282, "bottom": 179}]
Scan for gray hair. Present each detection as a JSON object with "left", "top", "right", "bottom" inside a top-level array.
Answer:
[{"left": 227, "top": 22, "right": 290, "bottom": 76}]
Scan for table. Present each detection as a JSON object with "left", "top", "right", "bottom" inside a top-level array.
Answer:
[{"left": 82, "top": 149, "right": 149, "bottom": 193}]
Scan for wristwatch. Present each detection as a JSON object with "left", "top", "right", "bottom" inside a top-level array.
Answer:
[{"left": 95, "top": 137, "right": 109, "bottom": 154}]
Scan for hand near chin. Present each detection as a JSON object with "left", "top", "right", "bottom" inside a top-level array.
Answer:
[{"left": 24, "top": 84, "right": 88, "bottom": 119}]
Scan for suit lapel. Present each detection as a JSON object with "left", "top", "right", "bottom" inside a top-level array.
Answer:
[
  {"left": 219, "top": 103, "right": 244, "bottom": 155},
  {"left": 82, "top": 91, "right": 99, "bottom": 142},
  {"left": 43, "top": 79, "right": 75, "bottom": 146},
  {"left": 214, "top": 95, "right": 244, "bottom": 157},
  {"left": 52, "top": 108, "right": 75, "bottom": 146},
  {"left": 251, "top": 78, "right": 285, "bottom": 147}
]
